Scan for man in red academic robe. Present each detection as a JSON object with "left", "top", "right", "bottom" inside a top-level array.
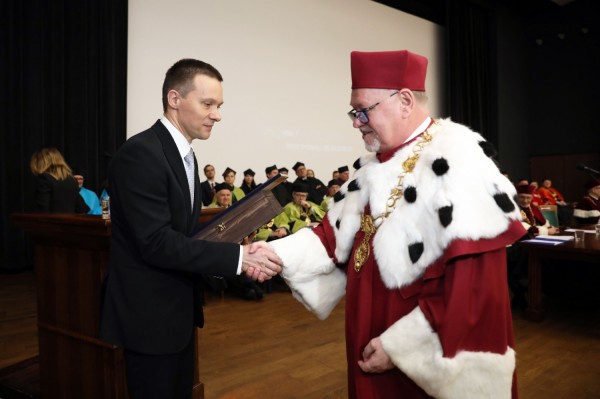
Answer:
[
  {"left": 538, "top": 178, "right": 567, "bottom": 206},
  {"left": 573, "top": 177, "right": 600, "bottom": 225},
  {"left": 269, "top": 50, "right": 525, "bottom": 398},
  {"left": 515, "top": 183, "right": 559, "bottom": 237}
]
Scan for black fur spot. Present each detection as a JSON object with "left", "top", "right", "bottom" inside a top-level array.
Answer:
[
  {"left": 348, "top": 180, "right": 360, "bottom": 192},
  {"left": 335, "top": 219, "right": 341, "bottom": 229},
  {"left": 353, "top": 158, "right": 362, "bottom": 170},
  {"left": 438, "top": 205, "right": 453, "bottom": 227},
  {"left": 494, "top": 193, "right": 515, "bottom": 213},
  {"left": 408, "top": 242, "right": 424, "bottom": 264},
  {"left": 478, "top": 140, "right": 498, "bottom": 158},
  {"left": 404, "top": 186, "right": 417, "bottom": 203},
  {"left": 333, "top": 192, "right": 345, "bottom": 203},
  {"left": 432, "top": 158, "right": 449, "bottom": 176},
  {"left": 513, "top": 194, "right": 519, "bottom": 204}
]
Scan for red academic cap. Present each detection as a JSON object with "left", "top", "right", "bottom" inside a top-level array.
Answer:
[
  {"left": 351, "top": 50, "right": 428, "bottom": 91},
  {"left": 515, "top": 184, "right": 534, "bottom": 195},
  {"left": 584, "top": 178, "right": 600, "bottom": 191}
]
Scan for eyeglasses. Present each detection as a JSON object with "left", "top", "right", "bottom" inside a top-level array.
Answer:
[{"left": 347, "top": 91, "right": 399, "bottom": 124}]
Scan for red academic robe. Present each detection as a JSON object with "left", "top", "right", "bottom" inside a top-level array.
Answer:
[
  {"left": 271, "top": 118, "right": 525, "bottom": 399},
  {"left": 313, "top": 215, "right": 523, "bottom": 399}
]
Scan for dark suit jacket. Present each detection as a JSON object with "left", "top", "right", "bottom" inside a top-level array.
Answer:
[
  {"left": 100, "top": 120, "right": 240, "bottom": 355},
  {"left": 293, "top": 176, "right": 326, "bottom": 204},
  {"left": 33, "top": 173, "right": 89, "bottom": 213},
  {"left": 200, "top": 180, "right": 214, "bottom": 206}
]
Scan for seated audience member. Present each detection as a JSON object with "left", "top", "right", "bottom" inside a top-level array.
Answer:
[
  {"left": 320, "top": 179, "right": 341, "bottom": 212},
  {"left": 538, "top": 178, "right": 572, "bottom": 225},
  {"left": 200, "top": 164, "right": 217, "bottom": 207},
  {"left": 516, "top": 184, "right": 560, "bottom": 237},
  {"left": 221, "top": 167, "right": 245, "bottom": 203},
  {"left": 529, "top": 180, "right": 542, "bottom": 206},
  {"left": 281, "top": 181, "right": 325, "bottom": 233},
  {"left": 266, "top": 165, "right": 292, "bottom": 206},
  {"left": 332, "top": 170, "right": 340, "bottom": 180},
  {"left": 538, "top": 178, "right": 567, "bottom": 206},
  {"left": 337, "top": 165, "right": 350, "bottom": 184},
  {"left": 255, "top": 212, "right": 291, "bottom": 242},
  {"left": 74, "top": 173, "right": 102, "bottom": 215},
  {"left": 278, "top": 166, "right": 289, "bottom": 177},
  {"left": 207, "top": 183, "right": 234, "bottom": 208},
  {"left": 306, "top": 169, "right": 315, "bottom": 178},
  {"left": 30, "top": 147, "right": 89, "bottom": 214},
  {"left": 507, "top": 184, "right": 560, "bottom": 310},
  {"left": 573, "top": 178, "right": 600, "bottom": 225},
  {"left": 240, "top": 168, "right": 257, "bottom": 195},
  {"left": 278, "top": 166, "right": 294, "bottom": 203},
  {"left": 292, "top": 161, "right": 326, "bottom": 204}
]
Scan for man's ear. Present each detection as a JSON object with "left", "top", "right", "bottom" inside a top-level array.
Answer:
[
  {"left": 167, "top": 90, "right": 180, "bottom": 109},
  {"left": 398, "top": 89, "right": 415, "bottom": 116}
]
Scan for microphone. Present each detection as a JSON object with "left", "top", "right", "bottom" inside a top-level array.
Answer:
[{"left": 577, "top": 163, "right": 600, "bottom": 177}]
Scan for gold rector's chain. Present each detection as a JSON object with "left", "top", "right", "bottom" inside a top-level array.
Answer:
[{"left": 354, "top": 120, "right": 437, "bottom": 272}]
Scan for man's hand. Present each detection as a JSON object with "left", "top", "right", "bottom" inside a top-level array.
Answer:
[
  {"left": 271, "top": 227, "right": 288, "bottom": 238},
  {"left": 357, "top": 337, "right": 394, "bottom": 374},
  {"left": 300, "top": 200, "right": 311, "bottom": 210},
  {"left": 242, "top": 241, "right": 283, "bottom": 282}
]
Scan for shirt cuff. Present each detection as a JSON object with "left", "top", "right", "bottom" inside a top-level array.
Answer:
[{"left": 236, "top": 245, "right": 243, "bottom": 275}]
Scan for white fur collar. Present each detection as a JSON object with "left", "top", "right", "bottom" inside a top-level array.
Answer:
[{"left": 327, "top": 118, "right": 521, "bottom": 289}]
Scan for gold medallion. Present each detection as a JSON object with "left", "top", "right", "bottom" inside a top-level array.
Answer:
[
  {"left": 354, "top": 214, "right": 375, "bottom": 272},
  {"left": 351, "top": 120, "right": 437, "bottom": 273}
]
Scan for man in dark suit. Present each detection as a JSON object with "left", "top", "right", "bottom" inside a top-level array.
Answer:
[
  {"left": 200, "top": 163, "right": 216, "bottom": 206},
  {"left": 99, "top": 58, "right": 282, "bottom": 399},
  {"left": 292, "top": 161, "right": 326, "bottom": 204}
]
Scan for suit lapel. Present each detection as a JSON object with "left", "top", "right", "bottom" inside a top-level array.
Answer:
[{"left": 151, "top": 121, "right": 194, "bottom": 218}]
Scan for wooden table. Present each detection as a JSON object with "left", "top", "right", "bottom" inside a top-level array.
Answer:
[{"left": 520, "top": 227, "right": 600, "bottom": 322}]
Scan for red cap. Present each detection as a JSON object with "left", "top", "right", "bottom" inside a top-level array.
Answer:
[
  {"left": 351, "top": 50, "right": 428, "bottom": 90},
  {"left": 516, "top": 184, "right": 534, "bottom": 195},
  {"left": 584, "top": 178, "right": 600, "bottom": 191}
]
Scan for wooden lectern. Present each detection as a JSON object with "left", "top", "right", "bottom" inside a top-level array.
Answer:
[{"left": 11, "top": 213, "right": 204, "bottom": 399}]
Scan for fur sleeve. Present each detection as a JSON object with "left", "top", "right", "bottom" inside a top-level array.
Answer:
[{"left": 269, "top": 228, "right": 346, "bottom": 319}]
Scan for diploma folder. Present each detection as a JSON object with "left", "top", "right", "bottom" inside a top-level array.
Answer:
[{"left": 193, "top": 174, "right": 287, "bottom": 243}]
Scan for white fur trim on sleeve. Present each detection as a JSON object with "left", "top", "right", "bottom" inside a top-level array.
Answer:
[
  {"left": 380, "top": 307, "right": 515, "bottom": 399},
  {"left": 269, "top": 228, "right": 346, "bottom": 320},
  {"left": 574, "top": 208, "right": 600, "bottom": 219}
]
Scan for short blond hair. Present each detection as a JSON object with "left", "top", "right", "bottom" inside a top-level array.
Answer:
[{"left": 30, "top": 147, "right": 73, "bottom": 181}]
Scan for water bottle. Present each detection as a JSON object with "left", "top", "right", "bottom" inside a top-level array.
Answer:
[{"left": 101, "top": 194, "right": 110, "bottom": 220}]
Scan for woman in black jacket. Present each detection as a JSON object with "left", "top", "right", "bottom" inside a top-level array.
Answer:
[{"left": 30, "top": 147, "right": 89, "bottom": 213}]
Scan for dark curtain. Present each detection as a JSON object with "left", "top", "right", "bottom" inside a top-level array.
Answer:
[
  {"left": 446, "top": 0, "right": 498, "bottom": 145},
  {"left": 1, "top": 0, "right": 127, "bottom": 271}
]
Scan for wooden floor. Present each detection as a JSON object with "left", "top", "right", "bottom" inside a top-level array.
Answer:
[{"left": 1, "top": 271, "right": 599, "bottom": 398}]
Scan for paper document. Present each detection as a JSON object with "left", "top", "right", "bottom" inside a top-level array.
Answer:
[{"left": 522, "top": 235, "right": 574, "bottom": 245}]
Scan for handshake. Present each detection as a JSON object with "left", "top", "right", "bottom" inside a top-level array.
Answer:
[{"left": 241, "top": 241, "right": 283, "bottom": 282}]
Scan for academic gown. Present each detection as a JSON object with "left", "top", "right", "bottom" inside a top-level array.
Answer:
[
  {"left": 573, "top": 194, "right": 600, "bottom": 224},
  {"left": 270, "top": 118, "right": 525, "bottom": 399}
]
